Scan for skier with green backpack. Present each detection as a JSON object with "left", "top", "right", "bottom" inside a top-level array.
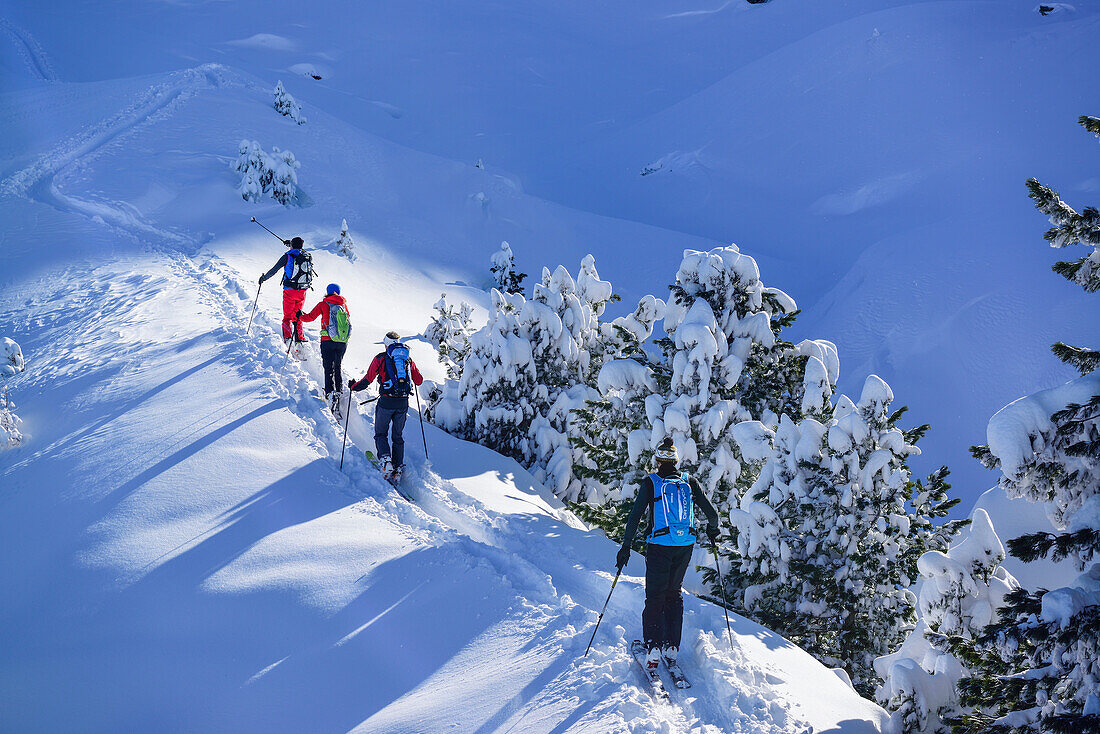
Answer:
[{"left": 299, "top": 283, "right": 352, "bottom": 416}]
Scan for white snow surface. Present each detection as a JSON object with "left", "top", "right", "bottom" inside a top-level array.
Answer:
[{"left": 0, "top": 13, "right": 887, "bottom": 733}]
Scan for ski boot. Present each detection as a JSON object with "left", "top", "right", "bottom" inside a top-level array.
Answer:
[{"left": 328, "top": 391, "right": 343, "bottom": 420}]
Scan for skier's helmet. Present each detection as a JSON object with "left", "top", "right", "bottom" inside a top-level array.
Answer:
[
  {"left": 327, "top": 283, "right": 340, "bottom": 295},
  {"left": 654, "top": 437, "right": 678, "bottom": 465}
]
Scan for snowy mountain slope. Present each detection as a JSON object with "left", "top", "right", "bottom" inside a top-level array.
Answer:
[
  {"left": 5, "top": 0, "right": 1097, "bottom": 510},
  {"left": 0, "top": 225, "right": 887, "bottom": 733},
  {"left": 0, "top": 30, "right": 888, "bottom": 734}
]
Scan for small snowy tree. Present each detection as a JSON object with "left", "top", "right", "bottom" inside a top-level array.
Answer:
[
  {"left": 876, "top": 509, "right": 1018, "bottom": 734},
  {"left": 424, "top": 293, "right": 475, "bottom": 381},
  {"left": 268, "top": 147, "right": 300, "bottom": 205},
  {"left": 333, "top": 219, "right": 357, "bottom": 261},
  {"left": 1, "top": 337, "right": 26, "bottom": 449},
  {"left": 490, "top": 241, "right": 527, "bottom": 295},
  {"left": 231, "top": 140, "right": 300, "bottom": 206},
  {"left": 273, "top": 80, "right": 307, "bottom": 124}
]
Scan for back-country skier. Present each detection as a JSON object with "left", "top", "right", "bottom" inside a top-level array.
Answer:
[
  {"left": 617, "top": 437, "right": 720, "bottom": 677},
  {"left": 348, "top": 331, "right": 423, "bottom": 481},
  {"left": 298, "top": 283, "right": 351, "bottom": 418},
  {"left": 258, "top": 236, "right": 314, "bottom": 348}
]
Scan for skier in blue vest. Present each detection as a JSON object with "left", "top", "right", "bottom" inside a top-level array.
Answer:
[{"left": 617, "top": 436, "right": 720, "bottom": 673}]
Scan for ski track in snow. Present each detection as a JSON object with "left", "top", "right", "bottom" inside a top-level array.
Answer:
[
  {"left": 0, "top": 59, "right": 848, "bottom": 732},
  {"left": 0, "top": 16, "right": 58, "bottom": 83}
]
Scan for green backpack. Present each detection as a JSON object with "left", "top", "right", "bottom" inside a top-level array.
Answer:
[{"left": 327, "top": 302, "right": 352, "bottom": 342}]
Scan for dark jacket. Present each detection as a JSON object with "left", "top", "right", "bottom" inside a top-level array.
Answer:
[
  {"left": 260, "top": 249, "right": 308, "bottom": 290},
  {"left": 620, "top": 466, "right": 720, "bottom": 549}
]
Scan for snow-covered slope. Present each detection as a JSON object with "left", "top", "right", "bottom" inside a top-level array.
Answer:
[
  {"left": 0, "top": 29, "right": 886, "bottom": 734},
  {"left": 0, "top": 208, "right": 885, "bottom": 733},
  {"left": 5, "top": 0, "right": 1097, "bottom": 507}
]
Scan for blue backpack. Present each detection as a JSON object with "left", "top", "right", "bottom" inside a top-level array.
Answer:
[
  {"left": 648, "top": 473, "right": 696, "bottom": 546},
  {"left": 283, "top": 248, "right": 315, "bottom": 290},
  {"left": 382, "top": 342, "right": 412, "bottom": 397}
]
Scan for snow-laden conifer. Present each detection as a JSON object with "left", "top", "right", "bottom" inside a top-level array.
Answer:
[
  {"left": 231, "top": 140, "right": 300, "bottom": 206},
  {"left": 489, "top": 241, "right": 527, "bottom": 295},
  {"left": 567, "top": 295, "right": 666, "bottom": 536},
  {"left": 949, "top": 114, "right": 1100, "bottom": 734},
  {"left": 875, "top": 509, "right": 1018, "bottom": 734},
  {"left": 1, "top": 337, "right": 26, "bottom": 449},
  {"left": 424, "top": 293, "right": 475, "bottom": 381},
  {"left": 273, "top": 80, "right": 306, "bottom": 124},
  {"left": 332, "top": 218, "right": 357, "bottom": 261},
  {"left": 727, "top": 374, "right": 960, "bottom": 697},
  {"left": 435, "top": 256, "right": 609, "bottom": 488}
]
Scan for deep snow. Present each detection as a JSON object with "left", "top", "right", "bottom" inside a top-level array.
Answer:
[{"left": 1, "top": 1, "right": 1095, "bottom": 731}]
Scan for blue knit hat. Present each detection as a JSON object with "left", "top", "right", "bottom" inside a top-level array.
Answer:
[{"left": 327, "top": 283, "right": 340, "bottom": 295}]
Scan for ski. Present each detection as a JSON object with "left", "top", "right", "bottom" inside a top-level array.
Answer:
[
  {"left": 661, "top": 657, "right": 691, "bottom": 689},
  {"left": 629, "top": 640, "right": 669, "bottom": 700},
  {"left": 365, "top": 451, "right": 414, "bottom": 502}
]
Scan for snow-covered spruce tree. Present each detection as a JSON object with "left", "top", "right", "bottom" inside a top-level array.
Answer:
[
  {"left": 948, "top": 116, "right": 1100, "bottom": 734},
  {"left": 1, "top": 336, "right": 26, "bottom": 449},
  {"left": 526, "top": 260, "right": 614, "bottom": 499},
  {"left": 490, "top": 241, "right": 527, "bottom": 295},
  {"left": 875, "top": 508, "right": 1018, "bottom": 734},
  {"left": 1027, "top": 115, "right": 1100, "bottom": 376},
  {"left": 567, "top": 295, "right": 666, "bottom": 538},
  {"left": 434, "top": 257, "right": 609, "bottom": 483},
  {"left": 432, "top": 288, "right": 535, "bottom": 461},
  {"left": 231, "top": 140, "right": 300, "bottom": 206},
  {"left": 333, "top": 218, "right": 357, "bottom": 261},
  {"left": 268, "top": 147, "right": 300, "bottom": 205},
  {"left": 424, "top": 293, "right": 475, "bottom": 381},
  {"left": 727, "top": 375, "right": 961, "bottom": 696},
  {"left": 273, "top": 80, "right": 306, "bottom": 124}
]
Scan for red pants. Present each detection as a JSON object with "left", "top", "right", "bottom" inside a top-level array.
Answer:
[{"left": 282, "top": 288, "right": 306, "bottom": 340}]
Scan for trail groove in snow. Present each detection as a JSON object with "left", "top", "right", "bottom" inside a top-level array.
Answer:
[{"left": 0, "top": 16, "right": 58, "bottom": 82}]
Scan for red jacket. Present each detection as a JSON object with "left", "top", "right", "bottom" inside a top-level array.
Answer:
[
  {"left": 300, "top": 294, "right": 349, "bottom": 340},
  {"left": 350, "top": 351, "right": 423, "bottom": 394}
]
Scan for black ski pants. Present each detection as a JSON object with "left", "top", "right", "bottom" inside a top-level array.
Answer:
[
  {"left": 320, "top": 340, "right": 347, "bottom": 395},
  {"left": 374, "top": 402, "right": 409, "bottom": 466},
  {"left": 642, "top": 543, "right": 694, "bottom": 650}
]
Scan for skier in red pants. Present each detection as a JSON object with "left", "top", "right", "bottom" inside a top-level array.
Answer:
[{"left": 258, "top": 236, "right": 314, "bottom": 345}]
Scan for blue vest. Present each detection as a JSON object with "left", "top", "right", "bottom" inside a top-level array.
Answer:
[{"left": 648, "top": 472, "right": 696, "bottom": 547}]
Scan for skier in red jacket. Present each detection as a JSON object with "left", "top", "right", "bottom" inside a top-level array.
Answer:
[
  {"left": 299, "top": 283, "right": 351, "bottom": 416},
  {"left": 348, "top": 331, "right": 423, "bottom": 479}
]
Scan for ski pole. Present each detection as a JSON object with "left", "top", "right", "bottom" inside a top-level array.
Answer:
[
  {"left": 584, "top": 566, "right": 623, "bottom": 658},
  {"left": 413, "top": 382, "right": 428, "bottom": 461},
  {"left": 712, "top": 542, "right": 735, "bottom": 651},
  {"left": 251, "top": 216, "right": 287, "bottom": 244},
  {"left": 245, "top": 282, "right": 261, "bottom": 334},
  {"left": 281, "top": 315, "right": 301, "bottom": 368},
  {"left": 359, "top": 396, "right": 379, "bottom": 406},
  {"left": 339, "top": 387, "right": 352, "bottom": 470}
]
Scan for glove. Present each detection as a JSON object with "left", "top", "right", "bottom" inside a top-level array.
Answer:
[
  {"left": 296, "top": 309, "right": 304, "bottom": 318},
  {"left": 258, "top": 275, "right": 265, "bottom": 285},
  {"left": 347, "top": 378, "right": 356, "bottom": 390},
  {"left": 616, "top": 546, "right": 631, "bottom": 570},
  {"left": 706, "top": 525, "right": 719, "bottom": 545},
  {"left": 283, "top": 239, "right": 292, "bottom": 247}
]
